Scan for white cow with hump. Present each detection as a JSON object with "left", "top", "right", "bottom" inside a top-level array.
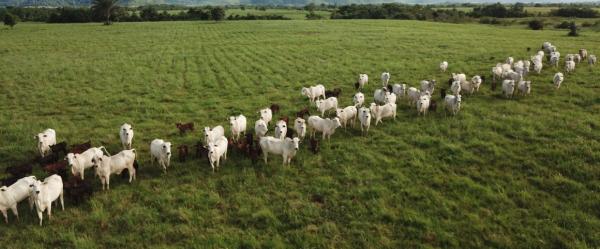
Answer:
[
  {"left": 259, "top": 137, "right": 300, "bottom": 166},
  {"left": 274, "top": 120, "right": 287, "bottom": 140},
  {"left": 119, "top": 123, "right": 134, "bottom": 149},
  {"left": 381, "top": 72, "right": 390, "bottom": 87},
  {"left": 336, "top": 105, "right": 358, "bottom": 128},
  {"left": 301, "top": 84, "right": 326, "bottom": 102},
  {"left": 254, "top": 119, "right": 269, "bottom": 139},
  {"left": 35, "top": 129, "right": 56, "bottom": 157},
  {"left": 204, "top": 125, "right": 225, "bottom": 145},
  {"left": 150, "top": 139, "right": 172, "bottom": 173},
  {"left": 0, "top": 176, "right": 37, "bottom": 223},
  {"left": 358, "top": 107, "right": 371, "bottom": 136},
  {"left": 207, "top": 136, "right": 228, "bottom": 172},
  {"left": 293, "top": 118, "right": 307, "bottom": 140},
  {"left": 307, "top": 116, "right": 342, "bottom": 141},
  {"left": 315, "top": 97, "right": 338, "bottom": 116},
  {"left": 92, "top": 149, "right": 137, "bottom": 190},
  {"left": 67, "top": 147, "right": 110, "bottom": 180},
  {"left": 229, "top": 114, "right": 247, "bottom": 142},
  {"left": 259, "top": 108, "right": 273, "bottom": 125},
  {"left": 29, "top": 174, "right": 63, "bottom": 226}
]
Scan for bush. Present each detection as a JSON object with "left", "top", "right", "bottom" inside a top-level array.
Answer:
[
  {"left": 568, "top": 22, "right": 578, "bottom": 36},
  {"left": 479, "top": 17, "right": 500, "bottom": 25},
  {"left": 554, "top": 21, "right": 571, "bottom": 29},
  {"left": 210, "top": 7, "right": 225, "bottom": 21},
  {"left": 528, "top": 19, "right": 543, "bottom": 30},
  {"left": 3, "top": 13, "right": 17, "bottom": 28},
  {"left": 550, "top": 7, "right": 598, "bottom": 18},
  {"left": 581, "top": 22, "right": 592, "bottom": 27},
  {"left": 306, "top": 10, "right": 323, "bottom": 20}
]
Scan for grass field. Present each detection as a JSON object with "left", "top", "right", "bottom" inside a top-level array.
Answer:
[
  {"left": 434, "top": 6, "right": 600, "bottom": 15},
  {"left": 0, "top": 20, "right": 599, "bottom": 248}
]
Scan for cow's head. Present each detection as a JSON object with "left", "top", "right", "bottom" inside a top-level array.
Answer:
[
  {"left": 121, "top": 123, "right": 133, "bottom": 138},
  {"left": 332, "top": 118, "right": 342, "bottom": 128},
  {"left": 29, "top": 180, "right": 42, "bottom": 196},
  {"left": 163, "top": 142, "right": 172, "bottom": 157},
  {"left": 292, "top": 137, "right": 300, "bottom": 151}
]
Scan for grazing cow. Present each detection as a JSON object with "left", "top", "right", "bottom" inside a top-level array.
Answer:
[
  {"left": 259, "top": 108, "right": 273, "bottom": 125},
  {"left": 492, "top": 65, "right": 504, "bottom": 83},
  {"left": 565, "top": 60, "right": 576, "bottom": 73},
  {"left": 373, "top": 87, "right": 388, "bottom": 104},
  {"left": 429, "top": 99, "right": 437, "bottom": 112},
  {"left": 175, "top": 122, "right": 194, "bottom": 135},
  {"left": 553, "top": 73, "right": 564, "bottom": 89},
  {"left": 5, "top": 163, "right": 33, "bottom": 178},
  {"left": 325, "top": 88, "right": 342, "bottom": 98},
  {"left": 533, "top": 60, "right": 543, "bottom": 74},
  {"left": 296, "top": 107, "right": 310, "bottom": 118},
  {"left": 307, "top": 116, "right": 342, "bottom": 141},
  {"left": 204, "top": 125, "right": 225, "bottom": 145},
  {"left": 517, "top": 81, "right": 531, "bottom": 96},
  {"left": 357, "top": 74, "right": 369, "bottom": 90},
  {"left": 274, "top": 120, "right": 288, "bottom": 140},
  {"left": 444, "top": 94, "right": 462, "bottom": 115},
  {"left": 452, "top": 73, "right": 467, "bottom": 85},
  {"left": 229, "top": 114, "right": 247, "bottom": 142},
  {"left": 471, "top": 76, "right": 483, "bottom": 92},
  {"left": 0, "top": 176, "right": 37, "bottom": 223},
  {"left": 392, "top": 83, "right": 407, "bottom": 97},
  {"left": 440, "top": 61, "right": 448, "bottom": 72},
  {"left": 49, "top": 142, "right": 67, "bottom": 157},
  {"left": 70, "top": 141, "right": 91, "bottom": 154},
  {"left": 92, "top": 149, "right": 137, "bottom": 190},
  {"left": 353, "top": 92, "right": 365, "bottom": 107},
  {"left": 506, "top": 57, "right": 514, "bottom": 65},
  {"left": 589, "top": 55, "right": 597, "bottom": 65},
  {"left": 315, "top": 97, "right": 338, "bottom": 116},
  {"left": 63, "top": 176, "right": 93, "bottom": 205},
  {"left": 420, "top": 80, "right": 436, "bottom": 95},
  {"left": 358, "top": 107, "right": 371, "bottom": 136},
  {"left": 151, "top": 139, "right": 172, "bottom": 173},
  {"left": 381, "top": 72, "right": 390, "bottom": 87},
  {"left": 549, "top": 55, "right": 559, "bottom": 67},
  {"left": 416, "top": 95, "right": 431, "bottom": 116},
  {"left": 207, "top": 136, "right": 228, "bottom": 172},
  {"left": 35, "top": 129, "right": 56, "bottom": 157},
  {"left": 29, "top": 175, "right": 64, "bottom": 226},
  {"left": 579, "top": 49, "right": 588, "bottom": 60},
  {"left": 269, "top": 104, "right": 280, "bottom": 114},
  {"left": 309, "top": 138, "right": 320, "bottom": 154},
  {"left": 293, "top": 118, "right": 307, "bottom": 140},
  {"left": 67, "top": 147, "right": 109, "bottom": 180},
  {"left": 450, "top": 81, "right": 461, "bottom": 95},
  {"left": 259, "top": 137, "right": 300, "bottom": 166},
  {"left": 523, "top": 61, "right": 531, "bottom": 76},
  {"left": 177, "top": 145, "right": 189, "bottom": 162},
  {"left": 385, "top": 92, "right": 397, "bottom": 104},
  {"left": 42, "top": 161, "right": 67, "bottom": 178},
  {"left": 502, "top": 80, "right": 515, "bottom": 98},
  {"left": 254, "top": 119, "right": 268, "bottom": 139},
  {"left": 195, "top": 141, "right": 208, "bottom": 159},
  {"left": 370, "top": 102, "right": 397, "bottom": 125},
  {"left": 336, "top": 106, "right": 358, "bottom": 128},
  {"left": 440, "top": 88, "right": 447, "bottom": 100},
  {"left": 407, "top": 87, "right": 421, "bottom": 106},
  {"left": 301, "top": 84, "right": 326, "bottom": 102},
  {"left": 120, "top": 123, "right": 134, "bottom": 149}
]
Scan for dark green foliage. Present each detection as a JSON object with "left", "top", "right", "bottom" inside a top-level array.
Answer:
[
  {"left": 555, "top": 21, "right": 571, "bottom": 29},
  {"left": 305, "top": 10, "right": 323, "bottom": 20},
  {"left": 210, "top": 6, "right": 225, "bottom": 21},
  {"left": 330, "top": 3, "right": 469, "bottom": 22},
  {"left": 528, "top": 19, "right": 543, "bottom": 30},
  {"left": 568, "top": 22, "right": 579, "bottom": 36},
  {"left": 3, "top": 12, "right": 16, "bottom": 27},
  {"left": 550, "top": 7, "right": 598, "bottom": 18},
  {"left": 471, "top": 3, "right": 528, "bottom": 18},
  {"left": 91, "top": 0, "right": 119, "bottom": 25},
  {"left": 227, "top": 13, "right": 289, "bottom": 20}
]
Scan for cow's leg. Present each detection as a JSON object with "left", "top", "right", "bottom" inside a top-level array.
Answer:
[
  {"left": 47, "top": 202, "right": 52, "bottom": 220},
  {"left": 37, "top": 211, "right": 43, "bottom": 226},
  {"left": 60, "top": 190, "right": 65, "bottom": 211},
  {"left": 1, "top": 209, "right": 8, "bottom": 223},
  {"left": 263, "top": 154, "right": 268, "bottom": 164},
  {"left": 11, "top": 206, "right": 18, "bottom": 222},
  {"left": 106, "top": 176, "right": 110, "bottom": 190}
]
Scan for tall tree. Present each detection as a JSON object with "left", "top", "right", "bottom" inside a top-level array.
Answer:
[
  {"left": 3, "top": 13, "right": 17, "bottom": 28},
  {"left": 91, "top": 0, "right": 119, "bottom": 25}
]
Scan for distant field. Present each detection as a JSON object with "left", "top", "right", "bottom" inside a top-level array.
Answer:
[
  {"left": 226, "top": 8, "right": 331, "bottom": 19},
  {"left": 0, "top": 20, "right": 599, "bottom": 248},
  {"left": 434, "top": 6, "right": 600, "bottom": 15}
]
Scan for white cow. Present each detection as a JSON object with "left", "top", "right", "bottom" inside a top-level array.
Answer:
[
  {"left": 259, "top": 137, "right": 300, "bottom": 166},
  {"left": 150, "top": 139, "right": 172, "bottom": 173},
  {"left": 353, "top": 92, "right": 365, "bottom": 107},
  {"left": 450, "top": 81, "right": 461, "bottom": 95},
  {"left": 579, "top": 49, "right": 588, "bottom": 60},
  {"left": 460, "top": 80, "right": 475, "bottom": 95},
  {"left": 259, "top": 108, "right": 273, "bottom": 125},
  {"left": 357, "top": 74, "right": 369, "bottom": 90},
  {"left": 301, "top": 84, "right": 326, "bottom": 102},
  {"left": 533, "top": 60, "right": 543, "bottom": 74},
  {"left": 523, "top": 60, "right": 531, "bottom": 76},
  {"left": 254, "top": 119, "right": 268, "bottom": 138},
  {"left": 420, "top": 80, "right": 435, "bottom": 95},
  {"left": 384, "top": 92, "right": 397, "bottom": 104},
  {"left": 274, "top": 120, "right": 287, "bottom": 140},
  {"left": 444, "top": 94, "right": 461, "bottom": 115},
  {"left": 589, "top": 55, "right": 597, "bottom": 65},
  {"left": 416, "top": 95, "right": 430, "bottom": 116},
  {"left": 502, "top": 80, "right": 515, "bottom": 98},
  {"left": 315, "top": 97, "right": 338, "bottom": 116},
  {"left": 67, "top": 147, "right": 110, "bottom": 180},
  {"left": 358, "top": 107, "right": 371, "bottom": 136},
  {"left": 0, "top": 176, "right": 37, "bottom": 223},
  {"left": 517, "top": 80, "right": 531, "bottom": 96},
  {"left": 550, "top": 54, "right": 560, "bottom": 67},
  {"left": 293, "top": 118, "right": 306, "bottom": 140},
  {"left": 92, "top": 149, "right": 137, "bottom": 190},
  {"left": 452, "top": 73, "right": 468, "bottom": 84},
  {"left": 336, "top": 105, "right": 358, "bottom": 128},
  {"left": 492, "top": 65, "right": 504, "bottom": 83},
  {"left": 392, "top": 83, "right": 407, "bottom": 97},
  {"left": 471, "top": 75, "right": 483, "bottom": 92},
  {"left": 207, "top": 136, "right": 227, "bottom": 172},
  {"left": 370, "top": 103, "right": 397, "bottom": 125},
  {"left": 204, "top": 125, "right": 225, "bottom": 145},
  {"left": 119, "top": 123, "right": 134, "bottom": 150},
  {"left": 35, "top": 129, "right": 56, "bottom": 157},
  {"left": 506, "top": 57, "right": 514, "bottom": 65},
  {"left": 229, "top": 114, "right": 247, "bottom": 142},
  {"left": 29, "top": 175, "right": 63, "bottom": 226},
  {"left": 440, "top": 61, "right": 448, "bottom": 72},
  {"left": 407, "top": 87, "right": 421, "bottom": 106},
  {"left": 307, "top": 116, "right": 342, "bottom": 141},
  {"left": 565, "top": 60, "right": 575, "bottom": 73},
  {"left": 554, "top": 73, "right": 564, "bottom": 89},
  {"left": 381, "top": 72, "right": 390, "bottom": 87},
  {"left": 373, "top": 88, "right": 388, "bottom": 104}
]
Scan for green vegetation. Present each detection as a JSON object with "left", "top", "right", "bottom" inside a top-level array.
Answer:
[
  {"left": 0, "top": 20, "right": 599, "bottom": 248},
  {"left": 3, "top": 12, "right": 16, "bottom": 27}
]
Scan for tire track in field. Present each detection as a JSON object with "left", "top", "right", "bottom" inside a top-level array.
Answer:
[{"left": 214, "top": 45, "right": 255, "bottom": 96}]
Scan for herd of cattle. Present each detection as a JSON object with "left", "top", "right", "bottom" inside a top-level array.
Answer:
[{"left": 0, "top": 42, "right": 595, "bottom": 226}]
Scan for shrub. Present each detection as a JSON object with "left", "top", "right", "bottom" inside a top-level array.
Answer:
[
  {"left": 568, "top": 22, "right": 579, "bottom": 36},
  {"left": 554, "top": 21, "right": 571, "bottom": 29},
  {"left": 581, "top": 22, "right": 592, "bottom": 27},
  {"left": 305, "top": 10, "right": 323, "bottom": 20},
  {"left": 3, "top": 13, "right": 17, "bottom": 28},
  {"left": 528, "top": 19, "right": 543, "bottom": 30},
  {"left": 550, "top": 7, "right": 598, "bottom": 18},
  {"left": 210, "top": 7, "right": 225, "bottom": 21}
]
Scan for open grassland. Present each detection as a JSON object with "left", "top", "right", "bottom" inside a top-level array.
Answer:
[
  {"left": 0, "top": 20, "right": 599, "bottom": 248},
  {"left": 226, "top": 8, "right": 331, "bottom": 19},
  {"left": 434, "top": 6, "right": 600, "bottom": 15}
]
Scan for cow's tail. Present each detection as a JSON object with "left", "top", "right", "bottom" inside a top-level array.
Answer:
[{"left": 98, "top": 146, "right": 111, "bottom": 157}]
